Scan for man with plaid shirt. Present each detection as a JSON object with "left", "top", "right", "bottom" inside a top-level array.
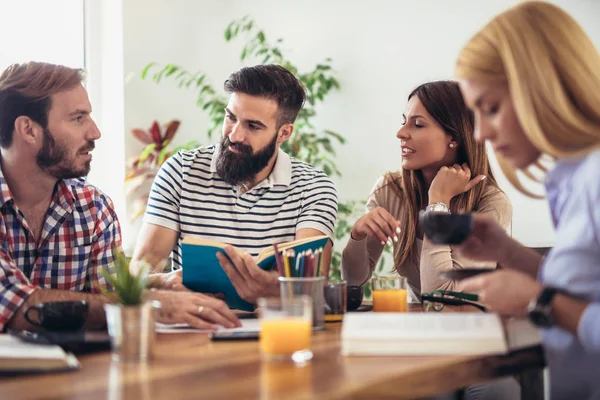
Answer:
[{"left": 0, "top": 62, "right": 240, "bottom": 331}]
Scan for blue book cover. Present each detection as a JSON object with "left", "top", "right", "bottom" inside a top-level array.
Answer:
[{"left": 181, "top": 236, "right": 329, "bottom": 311}]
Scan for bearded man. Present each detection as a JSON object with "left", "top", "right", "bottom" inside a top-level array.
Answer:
[{"left": 133, "top": 65, "right": 338, "bottom": 307}]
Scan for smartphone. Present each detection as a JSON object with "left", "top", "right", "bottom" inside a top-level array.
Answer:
[
  {"left": 235, "top": 312, "right": 258, "bottom": 320},
  {"left": 209, "top": 330, "right": 259, "bottom": 341},
  {"left": 440, "top": 269, "right": 493, "bottom": 281}
]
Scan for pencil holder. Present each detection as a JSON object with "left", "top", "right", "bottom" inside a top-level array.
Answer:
[{"left": 279, "top": 276, "right": 325, "bottom": 330}]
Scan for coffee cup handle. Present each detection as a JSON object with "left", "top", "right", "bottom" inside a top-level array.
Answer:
[{"left": 23, "top": 305, "right": 44, "bottom": 328}]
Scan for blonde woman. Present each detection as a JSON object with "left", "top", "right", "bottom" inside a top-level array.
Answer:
[
  {"left": 342, "top": 81, "right": 512, "bottom": 302},
  {"left": 455, "top": 2, "right": 600, "bottom": 399}
]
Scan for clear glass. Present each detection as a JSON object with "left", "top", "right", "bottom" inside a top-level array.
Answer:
[
  {"left": 371, "top": 276, "right": 408, "bottom": 312},
  {"left": 258, "top": 296, "right": 313, "bottom": 363},
  {"left": 324, "top": 280, "right": 347, "bottom": 322},
  {"left": 279, "top": 276, "right": 325, "bottom": 330}
]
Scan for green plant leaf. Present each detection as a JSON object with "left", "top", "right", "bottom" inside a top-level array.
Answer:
[
  {"left": 140, "top": 62, "right": 156, "bottom": 79},
  {"left": 137, "top": 143, "right": 156, "bottom": 166},
  {"left": 164, "top": 64, "right": 178, "bottom": 77}
]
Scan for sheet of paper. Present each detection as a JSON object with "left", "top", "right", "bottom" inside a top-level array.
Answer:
[{"left": 156, "top": 318, "right": 260, "bottom": 334}]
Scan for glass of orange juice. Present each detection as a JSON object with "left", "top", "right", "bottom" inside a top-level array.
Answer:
[
  {"left": 371, "top": 276, "right": 408, "bottom": 312},
  {"left": 258, "top": 296, "right": 313, "bottom": 363}
]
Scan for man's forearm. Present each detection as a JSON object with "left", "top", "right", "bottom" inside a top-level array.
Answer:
[{"left": 6, "top": 289, "right": 111, "bottom": 331}]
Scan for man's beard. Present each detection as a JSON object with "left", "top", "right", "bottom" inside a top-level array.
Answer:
[
  {"left": 215, "top": 133, "right": 278, "bottom": 186},
  {"left": 37, "top": 128, "right": 94, "bottom": 179}
]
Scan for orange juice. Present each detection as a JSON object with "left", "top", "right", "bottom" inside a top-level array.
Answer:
[
  {"left": 260, "top": 318, "right": 312, "bottom": 356},
  {"left": 373, "top": 289, "right": 407, "bottom": 312}
]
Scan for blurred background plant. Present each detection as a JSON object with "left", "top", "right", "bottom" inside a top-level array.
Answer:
[
  {"left": 137, "top": 16, "right": 391, "bottom": 283},
  {"left": 125, "top": 119, "right": 199, "bottom": 220}
]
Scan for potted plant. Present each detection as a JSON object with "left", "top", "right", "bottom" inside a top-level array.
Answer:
[{"left": 102, "top": 249, "right": 158, "bottom": 362}]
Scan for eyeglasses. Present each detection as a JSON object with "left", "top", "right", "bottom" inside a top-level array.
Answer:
[{"left": 421, "top": 289, "right": 486, "bottom": 312}]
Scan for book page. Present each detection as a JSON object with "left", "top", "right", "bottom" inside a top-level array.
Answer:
[
  {"left": 342, "top": 313, "right": 506, "bottom": 340},
  {"left": 256, "top": 235, "right": 329, "bottom": 263},
  {"left": 504, "top": 318, "right": 542, "bottom": 351}
]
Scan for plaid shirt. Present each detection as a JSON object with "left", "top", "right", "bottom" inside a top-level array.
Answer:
[{"left": 0, "top": 168, "right": 121, "bottom": 330}]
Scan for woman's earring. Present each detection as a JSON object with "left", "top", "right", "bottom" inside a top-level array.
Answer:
[{"left": 449, "top": 143, "right": 455, "bottom": 148}]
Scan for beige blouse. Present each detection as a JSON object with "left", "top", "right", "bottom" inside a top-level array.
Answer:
[{"left": 341, "top": 176, "right": 513, "bottom": 302}]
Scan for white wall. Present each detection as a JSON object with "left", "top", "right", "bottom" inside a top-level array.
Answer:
[
  {"left": 0, "top": 0, "right": 84, "bottom": 71},
  {"left": 122, "top": 0, "right": 600, "bottom": 248}
]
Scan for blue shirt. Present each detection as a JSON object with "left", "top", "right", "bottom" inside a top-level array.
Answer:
[{"left": 540, "top": 148, "right": 600, "bottom": 399}]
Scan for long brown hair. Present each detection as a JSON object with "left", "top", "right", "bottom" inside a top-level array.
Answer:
[{"left": 382, "top": 80, "right": 500, "bottom": 266}]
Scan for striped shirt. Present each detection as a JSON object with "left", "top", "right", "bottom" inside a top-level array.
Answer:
[
  {"left": 0, "top": 167, "right": 121, "bottom": 330},
  {"left": 144, "top": 145, "right": 338, "bottom": 268}
]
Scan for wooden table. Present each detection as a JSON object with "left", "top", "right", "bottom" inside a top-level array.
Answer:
[{"left": 0, "top": 308, "right": 545, "bottom": 400}]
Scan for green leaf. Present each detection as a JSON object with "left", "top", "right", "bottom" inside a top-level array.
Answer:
[
  {"left": 101, "top": 248, "right": 149, "bottom": 305},
  {"left": 225, "top": 24, "right": 232, "bottom": 40},
  {"left": 364, "top": 283, "right": 372, "bottom": 299},
  {"left": 324, "top": 130, "right": 346, "bottom": 143},
  {"left": 140, "top": 62, "right": 156, "bottom": 80},
  {"left": 164, "top": 64, "right": 178, "bottom": 77},
  {"left": 257, "top": 31, "right": 265, "bottom": 43},
  {"left": 137, "top": 143, "right": 157, "bottom": 166}
]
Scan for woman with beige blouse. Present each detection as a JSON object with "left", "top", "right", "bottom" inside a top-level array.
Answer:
[{"left": 342, "top": 80, "right": 513, "bottom": 302}]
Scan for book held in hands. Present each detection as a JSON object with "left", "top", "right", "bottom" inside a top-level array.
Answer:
[{"left": 181, "top": 235, "right": 329, "bottom": 311}]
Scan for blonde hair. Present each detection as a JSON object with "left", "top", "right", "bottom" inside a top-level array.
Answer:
[{"left": 456, "top": 1, "right": 600, "bottom": 195}]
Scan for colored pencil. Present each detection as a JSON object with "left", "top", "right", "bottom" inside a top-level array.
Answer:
[
  {"left": 282, "top": 250, "right": 291, "bottom": 278},
  {"left": 296, "top": 251, "right": 304, "bottom": 278}
]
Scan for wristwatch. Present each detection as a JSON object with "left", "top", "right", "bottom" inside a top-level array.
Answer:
[
  {"left": 425, "top": 202, "right": 450, "bottom": 213},
  {"left": 526, "top": 286, "right": 561, "bottom": 328}
]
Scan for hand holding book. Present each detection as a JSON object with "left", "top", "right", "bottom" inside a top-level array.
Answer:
[
  {"left": 216, "top": 246, "right": 280, "bottom": 304},
  {"left": 181, "top": 235, "right": 329, "bottom": 311}
]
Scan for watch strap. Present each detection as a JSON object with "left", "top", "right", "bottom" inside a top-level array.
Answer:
[
  {"left": 537, "top": 287, "right": 559, "bottom": 307},
  {"left": 425, "top": 202, "right": 450, "bottom": 213}
]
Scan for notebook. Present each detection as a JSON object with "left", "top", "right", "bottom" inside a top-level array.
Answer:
[
  {"left": 341, "top": 313, "right": 542, "bottom": 356},
  {"left": 0, "top": 334, "right": 80, "bottom": 374},
  {"left": 181, "top": 235, "right": 329, "bottom": 311}
]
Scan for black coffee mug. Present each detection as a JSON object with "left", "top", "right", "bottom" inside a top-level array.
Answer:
[
  {"left": 23, "top": 301, "right": 89, "bottom": 332},
  {"left": 347, "top": 286, "right": 363, "bottom": 311}
]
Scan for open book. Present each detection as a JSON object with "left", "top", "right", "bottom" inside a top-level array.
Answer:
[
  {"left": 341, "top": 313, "right": 542, "bottom": 356},
  {"left": 181, "top": 235, "right": 329, "bottom": 311},
  {"left": 0, "top": 334, "right": 79, "bottom": 374}
]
